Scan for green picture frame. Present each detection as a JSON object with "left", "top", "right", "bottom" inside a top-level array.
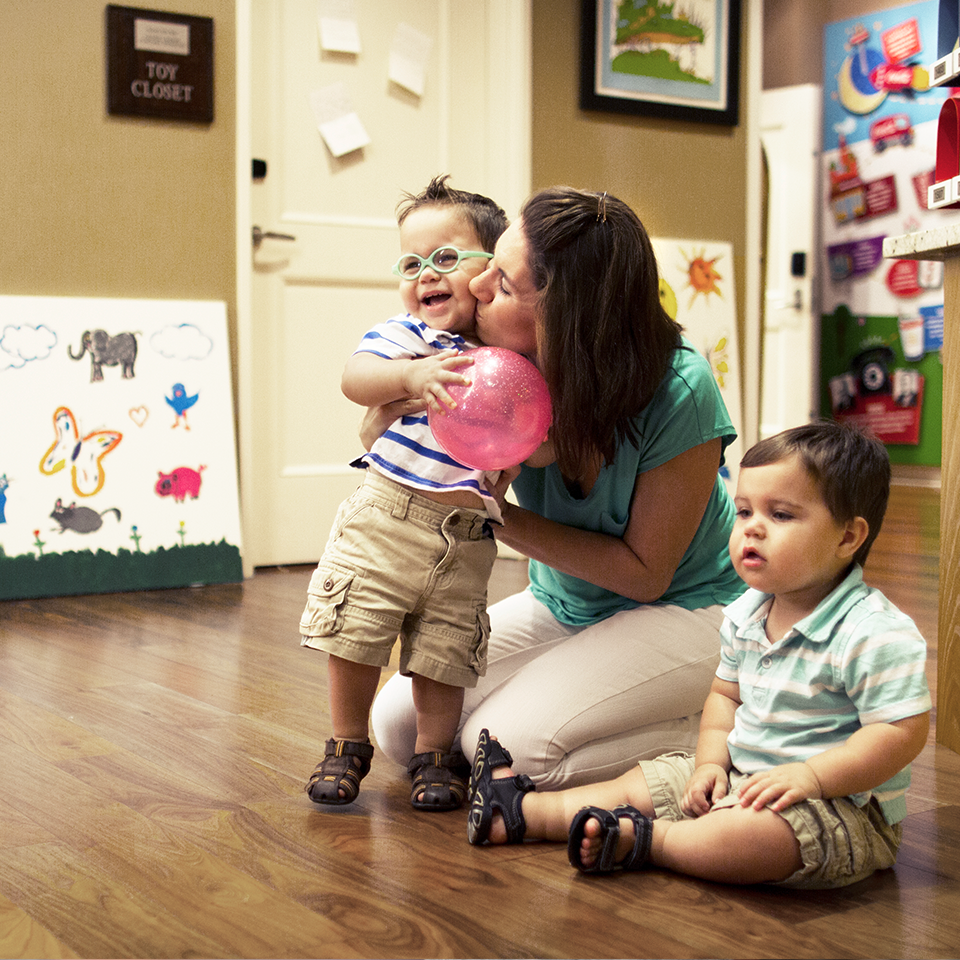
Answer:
[{"left": 580, "top": 0, "right": 740, "bottom": 126}]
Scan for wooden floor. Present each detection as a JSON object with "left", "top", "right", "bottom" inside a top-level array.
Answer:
[{"left": 0, "top": 483, "right": 957, "bottom": 960}]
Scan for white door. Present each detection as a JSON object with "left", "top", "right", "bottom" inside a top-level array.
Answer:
[
  {"left": 759, "top": 84, "right": 822, "bottom": 439},
  {"left": 239, "top": 0, "right": 531, "bottom": 568}
]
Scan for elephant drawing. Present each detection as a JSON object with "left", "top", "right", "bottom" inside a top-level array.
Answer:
[{"left": 68, "top": 329, "right": 138, "bottom": 381}]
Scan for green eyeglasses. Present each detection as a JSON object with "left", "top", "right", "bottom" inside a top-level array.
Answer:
[{"left": 392, "top": 245, "right": 493, "bottom": 280}]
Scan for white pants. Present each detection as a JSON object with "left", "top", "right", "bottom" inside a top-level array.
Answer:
[{"left": 371, "top": 589, "right": 723, "bottom": 789}]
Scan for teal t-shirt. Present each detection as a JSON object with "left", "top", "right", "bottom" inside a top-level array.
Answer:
[{"left": 511, "top": 339, "right": 745, "bottom": 625}]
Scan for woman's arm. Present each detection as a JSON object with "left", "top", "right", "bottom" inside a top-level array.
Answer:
[{"left": 495, "top": 438, "right": 723, "bottom": 603}]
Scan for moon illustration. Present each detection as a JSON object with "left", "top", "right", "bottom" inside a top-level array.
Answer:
[
  {"left": 837, "top": 49, "right": 888, "bottom": 115},
  {"left": 659, "top": 277, "right": 678, "bottom": 320}
]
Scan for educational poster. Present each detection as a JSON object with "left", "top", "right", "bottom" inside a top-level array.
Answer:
[
  {"left": 0, "top": 296, "right": 243, "bottom": 600},
  {"left": 821, "top": 2, "right": 947, "bottom": 465},
  {"left": 652, "top": 238, "right": 744, "bottom": 489}
]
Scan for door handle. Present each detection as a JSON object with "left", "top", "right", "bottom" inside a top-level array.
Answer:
[{"left": 252, "top": 226, "right": 297, "bottom": 248}]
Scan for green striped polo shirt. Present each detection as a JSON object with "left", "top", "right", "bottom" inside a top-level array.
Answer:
[{"left": 718, "top": 565, "right": 931, "bottom": 824}]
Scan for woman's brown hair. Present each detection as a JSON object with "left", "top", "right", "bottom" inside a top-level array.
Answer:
[{"left": 521, "top": 187, "right": 682, "bottom": 477}]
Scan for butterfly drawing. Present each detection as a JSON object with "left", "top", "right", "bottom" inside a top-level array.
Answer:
[{"left": 39, "top": 406, "right": 123, "bottom": 497}]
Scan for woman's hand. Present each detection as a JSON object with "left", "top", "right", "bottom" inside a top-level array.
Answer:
[
  {"left": 484, "top": 464, "right": 521, "bottom": 517},
  {"left": 358, "top": 399, "right": 426, "bottom": 451}
]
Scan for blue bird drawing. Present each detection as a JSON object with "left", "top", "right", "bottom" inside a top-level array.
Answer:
[{"left": 165, "top": 382, "right": 199, "bottom": 429}]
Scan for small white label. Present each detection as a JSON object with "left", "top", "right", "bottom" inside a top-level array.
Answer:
[{"left": 135, "top": 18, "right": 190, "bottom": 56}]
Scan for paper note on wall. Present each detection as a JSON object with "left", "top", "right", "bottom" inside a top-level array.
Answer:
[
  {"left": 308, "top": 82, "right": 370, "bottom": 157},
  {"left": 318, "top": 0, "right": 361, "bottom": 54},
  {"left": 389, "top": 23, "right": 432, "bottom": 96}
]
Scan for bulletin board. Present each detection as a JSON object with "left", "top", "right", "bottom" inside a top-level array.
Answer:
[
  {"left": 821, "top": 1, "right": 947, "bottom": 465},
  {"left": 0, "top": 296, "right": 243, "bottom": 600},
  {"left": 652, "top": 238, "right": 744, "bottom": 490}
]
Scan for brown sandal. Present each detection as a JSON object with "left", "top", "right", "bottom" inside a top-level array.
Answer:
[
  {"left": 305, "top": 738, "right": 374, "bottom": 805},
  {"left": 407, "top": 750, "right": 470, "bottom": 811}
]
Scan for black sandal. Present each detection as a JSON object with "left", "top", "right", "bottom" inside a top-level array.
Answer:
[
  {"left": 305, "top": 738, "right": 374, "bottom": 806},
  {"left": 467, "top": 727, "right": 516, "bottom": 802},
  {"left": 567, "top": 804, "right": 653, "bottom": 873},
  {"left": 466, "top": 729, "right": 536, "bottom": 845},
  {"left": 407, "top": 751, "right": 470, "bottom": 811}
]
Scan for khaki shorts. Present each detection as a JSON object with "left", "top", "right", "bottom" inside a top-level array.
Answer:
[
  {"left": 299, "top": 471, "right": 496, "bottom": 687},
  {"left": 639, "top": 752, "right": 902, "bottom": 889}
]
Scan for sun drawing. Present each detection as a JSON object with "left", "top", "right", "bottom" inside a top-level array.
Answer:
[{"left": 681, "top": 248, "right": 723, "bottom": 307}]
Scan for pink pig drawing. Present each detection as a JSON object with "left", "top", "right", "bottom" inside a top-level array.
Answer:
[{"left": 155, "top": 465, "right": 206, "bottom": 502}]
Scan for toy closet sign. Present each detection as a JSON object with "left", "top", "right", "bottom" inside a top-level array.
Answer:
[
  {"left": 106, "top": 4, "right": 214, "bottom": 123},
  {"left": 130, "top": 61, "right": 195, "bottom": 104}
]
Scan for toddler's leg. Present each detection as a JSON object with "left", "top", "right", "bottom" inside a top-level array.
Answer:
[
  {"left": 412, "top": 675, "right": 464, "bottom": 754},
  {"left": 371, "top": 591, "right": 573, "bottom": 765},
  {"left": 304, "top": 655, "right": 380, "bottom": 806},
  {"left": 654, "top": 804, "right": 802, "bottom": 883},
  {"left": 479, "top": 746, "right": 655, "bottom": 844},
  {"left": 408, "top": 675, "right": 469, "bottom": 811},
  {"left": 328, "top": 654, "right": 381, "bottom": 741},
  {"left": 577, "top": 803, "right": 802, "bottom": 884}
]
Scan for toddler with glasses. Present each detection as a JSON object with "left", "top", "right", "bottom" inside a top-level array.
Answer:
[
  {"left": 466, "top": 420, "right": 931, "bottom": 889},
  {"left": 299, "top": 175, "right": 512, "bottom": 813}
]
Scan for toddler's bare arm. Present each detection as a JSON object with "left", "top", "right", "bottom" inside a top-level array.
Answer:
[
  {"left": 343, "top": 350, "right": 473, "bottom": 411},
  {"left": 739, "top": 712, "right": 930, "bottom": 813}
]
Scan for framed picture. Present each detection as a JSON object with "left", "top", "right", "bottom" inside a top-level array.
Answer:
[{"left": 580, "top": 0, "right": 740, "bottom": 126}]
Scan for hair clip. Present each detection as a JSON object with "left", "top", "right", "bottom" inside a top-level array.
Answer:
[{"left": 596, "top": 191, "right": 608, "bottom": 223}]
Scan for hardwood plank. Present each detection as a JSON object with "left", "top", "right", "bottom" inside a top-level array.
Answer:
[
  {"left": 896, "top": 805, "right": 960, "bottom": 880},
  {"left": 908, "top": 742, "right": 960, "bottom": 810},
  {"left": 0, "top": 483, "right": 953, "bottom": 960},
  {"left": 0, "top": 692, "right": 119, "bottom": 765},
  {"left": 0, "top": 889, "right": 80, "bottom": 960},
  {"left": 0, "top": 799, "right": 57, "bottom": 850},
  {"left": 1, "top": 842, "right": 231, "bottom": 960}
]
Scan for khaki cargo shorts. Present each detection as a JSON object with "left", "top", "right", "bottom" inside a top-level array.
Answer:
[
  {"left": 299, "top": 471, "right": 496, "bottom": 688},
  {"left": 639, "top": 751, "right": 902, "bottom": 889}
]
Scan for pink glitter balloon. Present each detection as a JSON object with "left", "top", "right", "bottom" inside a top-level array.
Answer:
[{"left": 428, "top": 347, "right": 552, "bottom": 471}]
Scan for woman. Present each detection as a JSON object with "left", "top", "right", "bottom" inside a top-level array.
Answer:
[{"left": 370, "top": 187, "right": 744, "bottom": 789}]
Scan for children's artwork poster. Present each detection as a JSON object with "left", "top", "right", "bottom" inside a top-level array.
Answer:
[
  {"left": 652, "top": 238, "right": 743, "bottom": 490},
  {"left": 0, "top": 296, "right": 243, "bottom": 600},
  {"left": 822, "top": 1, "right": 948, "bottom": 464}
]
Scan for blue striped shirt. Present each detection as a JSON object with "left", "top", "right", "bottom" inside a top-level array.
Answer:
[
  {"left": 351, "top": 314, "right": 501, "bottom": 521},
  {"left": 718, "top": 565, "right": 931, "bottom": 824}
]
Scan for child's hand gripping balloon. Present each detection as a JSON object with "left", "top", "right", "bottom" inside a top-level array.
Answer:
[{"left": 428, "top": 347, "right": 552, "bottom": 471}]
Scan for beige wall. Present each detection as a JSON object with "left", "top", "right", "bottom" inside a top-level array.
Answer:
[
  {"left": 1, "top": 2, "right": 236, "bottom": 334},
  {"left": 2, "top": 1, "right": 911, "bottom": 381},
  {"left": 530, "top": 0, "right": 750, "bottom": 355},
  {"left": 764, "top": 0, "right": 918, "bottom": 89}
]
